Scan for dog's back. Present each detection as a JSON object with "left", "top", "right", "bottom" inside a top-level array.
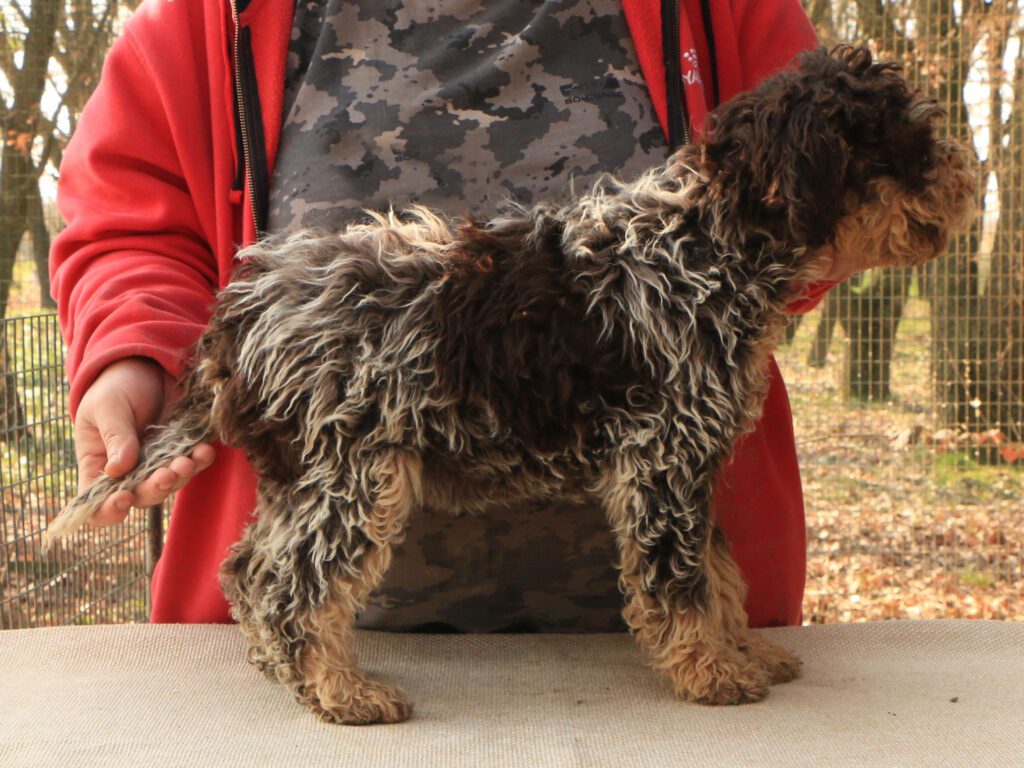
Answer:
[{"left": 205, "top": 209, "right": 635, "bottom": 487}]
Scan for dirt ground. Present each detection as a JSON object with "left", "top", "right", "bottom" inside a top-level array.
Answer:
[{"left": 779, "top": 299, "right": 1023, "bottom": 624}]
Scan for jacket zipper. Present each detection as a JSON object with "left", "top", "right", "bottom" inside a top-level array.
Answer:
[
  {"left": 230, "top": 0, "right": 268, "bottom": 240},
  {"left": 661, "top": 0, "right": 691, "bottom": 151}
]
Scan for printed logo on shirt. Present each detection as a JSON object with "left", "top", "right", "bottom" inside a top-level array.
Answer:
[
  {"left": 559, "top": 75, "right": 622, "bottom": 105},
  {"left": 682, "top": 48, "right": 702, "bottom": 86}
]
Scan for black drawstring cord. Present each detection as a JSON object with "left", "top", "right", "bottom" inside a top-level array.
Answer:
[{"left": 699, "top": 0, "right": 721, "bottom": 108}]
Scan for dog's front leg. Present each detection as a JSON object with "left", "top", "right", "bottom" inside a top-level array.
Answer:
[
  {"left": 221, "top": 449, "right": 421, "bottom": 724},
  {"left": 600, "top": 467, "right": 800, "bottom": 704}
]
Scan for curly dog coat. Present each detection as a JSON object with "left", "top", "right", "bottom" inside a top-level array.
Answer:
[{"left": 47, "top": 46, "right": 976, "bottom": 723}]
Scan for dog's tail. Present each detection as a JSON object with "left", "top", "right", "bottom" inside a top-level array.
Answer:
[{"left": 41, "top": 377, "right": 215, "bottom": 552}]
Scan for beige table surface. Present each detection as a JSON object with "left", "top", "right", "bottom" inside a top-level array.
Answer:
[{"left": 1, "top": 620, "right": 1021, "bottom": 767}]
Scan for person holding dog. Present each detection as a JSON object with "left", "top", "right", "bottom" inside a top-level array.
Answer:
[{"left": 52, "top": 0, "right": 864, "bottom": 632}]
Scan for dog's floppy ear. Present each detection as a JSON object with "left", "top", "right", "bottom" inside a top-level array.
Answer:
[
  {"left": 699, "top": 46, "right": 889, "bottom": 250},
  {"left": 752, "top": 81, "right": 853, "bottom": 249}
]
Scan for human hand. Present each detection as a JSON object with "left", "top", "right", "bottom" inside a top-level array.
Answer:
[{"left": 74, "top": 357, "right": 216, "bottom": 526}]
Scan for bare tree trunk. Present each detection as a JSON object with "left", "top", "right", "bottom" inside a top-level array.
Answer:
[
  {"left": 808, "top": 281, "right": 851, "bottom": 368},
  {"left": 0, "top": 1, "right": 60, "bottom": 445},
  {"left": 0, "top": 163, "right": 33, "bottom": 319},
  {"left": 977, "top": 47, "right": 1024, "bottom": 451},
  {"left": 0, "top": 328, "right": 31, "bottom": 445},
  {"left": 808, "top": 0, "right": 834, "bottom": 31},
  {"left": 28, "top": 188, "right": 55, "bottom": 310},
  {"left": 26, "top": 188, "right": 55, "bottom": 309},
  {"left": 844, "top": 269, "right": 911, "bottom": 400},
  {"left": 0, "top": 0, "right": 61, "bottom": 319},
  {"left": 783, "top": 314, "right": 804, "bottom": 345}
]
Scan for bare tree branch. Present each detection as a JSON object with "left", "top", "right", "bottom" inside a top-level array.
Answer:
[
  {"left": 0, "top": 15, "right": 21, "bottom": 88},
  {"left": 56, "top": 2, "right": 117, "bottom": 119},
  {"left": 855, "top": 0, "right": 915, "bottom": 57},
  {"left": 9, "top": 0, "right": 30, "bottom": 28},
  {"left": 35, "top": 94, "right": 69, "bottom": 173},
  {"left": 808, "top": 0, "right": 833, "bottom": 31}
]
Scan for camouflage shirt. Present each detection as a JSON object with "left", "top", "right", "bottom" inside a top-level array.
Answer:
[{"left": 268, "top": 0, "right": 670, "bottom": 632}]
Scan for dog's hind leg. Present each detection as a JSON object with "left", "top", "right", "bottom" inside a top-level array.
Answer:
[
  {"left": 221, "top": 449, "right": 422, "bottom": 724},
  {"left": 600, "top": 469, "right": 799, "bottom": 704}
]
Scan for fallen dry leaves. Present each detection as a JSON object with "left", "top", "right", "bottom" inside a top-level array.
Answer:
[{"left": 778, "top": 303, "right": 1023, "bottom": 625}]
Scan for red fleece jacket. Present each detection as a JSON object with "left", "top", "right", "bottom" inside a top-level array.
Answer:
[{"left": 51, "top": 0, "right": 829, "bottom": 626}]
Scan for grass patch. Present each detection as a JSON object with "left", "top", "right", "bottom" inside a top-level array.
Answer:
[{"left": 957, "top": 567, "right": 995, "bottom": 589}]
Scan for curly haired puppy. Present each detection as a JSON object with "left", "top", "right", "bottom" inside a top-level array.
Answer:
[{"left": 47, "top": 46, "right": 975, "bottom": 724}]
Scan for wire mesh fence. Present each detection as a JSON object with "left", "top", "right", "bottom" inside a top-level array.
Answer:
[
  {"left": 786, "top": 0, "right": 1024, "bottom": 621},
  {"left": 1, "top": 0, "right": 1021, "bottom": 629},
  {"left": 0, "top": 313, "right": 152, "bottom": 628},
  {"left": 1, "top": 0, "right": 152, "bottom": 628}
]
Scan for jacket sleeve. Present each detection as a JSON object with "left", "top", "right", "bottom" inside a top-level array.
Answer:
[
  {"left": 730, "top": 0, "right": 839, "bottom": 314},
  {"left": 50, "top": 29, "right": 219, "bottom": 416}
]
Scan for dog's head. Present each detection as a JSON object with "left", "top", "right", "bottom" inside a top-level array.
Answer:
[{"left": 695, "top": 45, "right": 976, "bottom": 268}]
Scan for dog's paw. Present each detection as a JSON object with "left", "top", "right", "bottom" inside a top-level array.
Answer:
[
  {"left": 742, "top": 632, "right": 802, "bottom": 685},
  {"left": 667, "top": 648, "right": 773, "bottom": 705},
  {"left": 307, "top": 675, "right": 413, "bottom": 725}
]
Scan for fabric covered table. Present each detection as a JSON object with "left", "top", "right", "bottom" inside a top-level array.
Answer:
[{"left": 1, "top": 620, "right": 1021, "bottom": 767}]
